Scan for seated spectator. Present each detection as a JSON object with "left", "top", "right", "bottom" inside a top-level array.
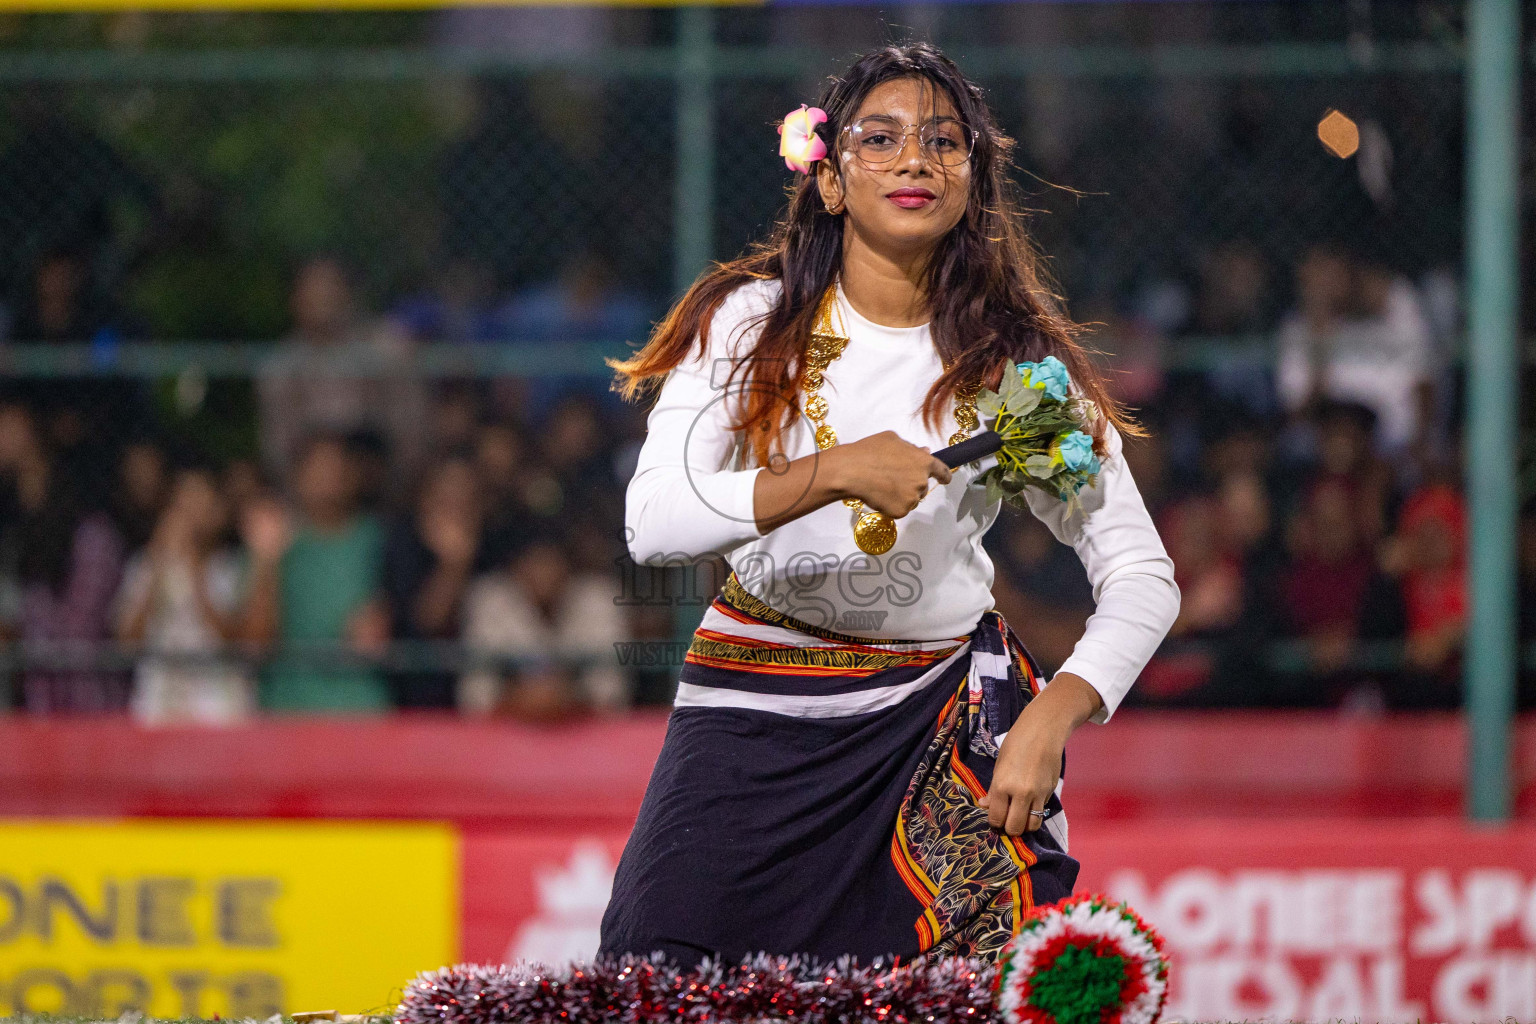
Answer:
[
  {"left": 1164, "top": 496, "right": 1245, "bottom": 640},
  {"left": 1138, "top": 494, "right": 1246, "bottom": 703},
  {"left": 460, "top": 531, "right": 628, "bottom": 719},
  {"left": 1190, "top": 239, "right": 1274, "bottom": 338},
  {"left": 1200, "top": 468, "right": 1287, "bottom": 706},
  {"left": 475, "top": 419, "right": 525, "bottom": 509},
  {"left": 1135, "top": 466, "right": 1296, "bottom": 708},
  {"left": 1189, "top": 239, "right": 1277, "bottom": 418},
  {"left": 257, "top": 256, "right": 429, "bottom": 491},
  {"left": 244, "top": 433, "right": 390, "bottom": 713},
  {"left": 1279, "top": 479, "right": 1402, "bottom": 706},
  {"left": 474, "top": 419, "right": 541, "bottom": 555},
  {"left": 383, "top": 455, "right": 489, "bottom": 709},
  {"left": 0, "top": 403, "right": 127, "bottom": 713},
  {"left": 111, "top": 437, "right": 170, "bottom": 553},
  {"left": 1200, "top": 406, "right": 1272, "bottom": 485},
  {"left": 0, "top": 411, "right": 20, "bottom": 707},
  {"left": 1310, "top": 400, "right": 1394, "bottom": 547},
  {"left": 1380, "top": 482, "right": 1467, "bottom": 708},
  {"left": 10, "top": 249, "right": 147, "bottom": 489},
  {"left": 1276, "top": 243, "right": 1434, "bottom": 455},
  {"left": 543, "top": 394, "right": 622, "bottom": 510},
  {"left": 115, "top": 466, "right": 252, "bottom": 725},
  {"left": 430, "top": 385, "right": 486, "bottom": 456}
]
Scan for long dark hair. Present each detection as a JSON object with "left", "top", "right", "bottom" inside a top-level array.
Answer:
[{"left": 611, "top": 42, "right": 1137, "bottom": 467}]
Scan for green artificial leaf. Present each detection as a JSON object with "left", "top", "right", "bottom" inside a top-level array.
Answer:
[
  {"left": 984, "top": 472, "right": 1005, "bottom": 505},
  {"left": 1003, "top": 385, "right": 1042, "bottom": 418},
  {"left": 1025, "top": 454, "right": 1057, "bottom": 476},
  {"left": 1001, "top": 467, "right": 1028, "bottom": 493},
  {"left": 977, "top": 391, "right": 1003, "bottom": 420}
]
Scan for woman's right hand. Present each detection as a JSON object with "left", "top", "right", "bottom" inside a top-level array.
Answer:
[
  {"left": 831, "top": 431, "right": 952, "bottom": 519},
  {"left": 240, "top": 498, "right": 293, "bottom": 565}
]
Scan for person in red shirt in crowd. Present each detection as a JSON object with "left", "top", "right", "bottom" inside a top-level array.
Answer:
[{"left": 1380, "top": 482, "right": 1467, "bottom": 708}]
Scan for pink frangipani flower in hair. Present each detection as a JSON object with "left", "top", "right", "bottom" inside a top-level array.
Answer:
[{"left": 778, "top": 104, "right": 828, "bottom": 174}]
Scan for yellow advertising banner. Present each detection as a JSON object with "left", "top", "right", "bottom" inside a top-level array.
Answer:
[{"left": 0, "top": 820, "right": 458, "bottom": 1018}]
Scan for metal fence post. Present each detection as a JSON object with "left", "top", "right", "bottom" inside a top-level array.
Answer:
[
  {"left": 672, "top": 4, "right": 715, "bottom": 297},
  {"left": 1464, "top": 0, "right": 1521, "bottom": 821}
]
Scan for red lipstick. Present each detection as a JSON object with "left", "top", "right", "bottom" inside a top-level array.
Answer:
[{"left": 886, "top": 187, "right": 936, "bottom": 209}]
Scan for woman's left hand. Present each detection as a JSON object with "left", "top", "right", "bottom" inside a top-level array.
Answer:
[{"left": 979, "top": 671, "right": 1104, "bottom": 835}]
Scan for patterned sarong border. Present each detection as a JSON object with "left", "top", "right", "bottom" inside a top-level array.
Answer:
[
  {"left": 682, "top": 576, "right": 966, "bottom": 675},
  {"left": 890, "top": 614, "right": 1051, "bottom": 960}
]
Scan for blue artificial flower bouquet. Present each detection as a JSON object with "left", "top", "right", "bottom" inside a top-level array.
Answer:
[{"left": 974, "top": 355, "right": 1103, "bottom": 508}]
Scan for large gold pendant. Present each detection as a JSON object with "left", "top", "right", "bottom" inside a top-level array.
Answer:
[{"left": 853, "top": 509, "right": 897, "bottom": 555}]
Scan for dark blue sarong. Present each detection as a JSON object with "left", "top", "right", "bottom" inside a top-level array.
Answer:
[{"left": 599, "top": 576, "right": 1079, "bottom": 965}]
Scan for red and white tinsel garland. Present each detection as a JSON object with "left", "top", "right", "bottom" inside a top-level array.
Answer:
[
  {"left": 393, "top": 897, "right": 1167, "bottom": 1024},
  {"left": 395, "top": 954, "right": 1000, "bottom": 1024},
  {"left": 996, "top": 895, "right": 1169, "bottom": 1024}
]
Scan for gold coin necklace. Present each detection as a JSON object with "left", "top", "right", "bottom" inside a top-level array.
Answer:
[{"left": 799, "top": 284, "right": 981, "bottom": 557}]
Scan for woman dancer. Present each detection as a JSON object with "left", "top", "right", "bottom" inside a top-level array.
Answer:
[{"left": 601, "top": 43, "right": 1179, "bottom": 965}]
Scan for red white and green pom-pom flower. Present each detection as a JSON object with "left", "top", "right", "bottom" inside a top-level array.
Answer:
[{"left": 997, "top": 894, "right": 1170, "bottom": 1024}]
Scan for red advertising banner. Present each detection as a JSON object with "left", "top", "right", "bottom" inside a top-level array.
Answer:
[
  {"left": 1074, "top": 820, "right": 1536, "bottom": 1023},
  {"left": 1, "top": 714, "right": 1530, "bottom": 822},
  {"left": 460, "top": 820, "right": 1536, "bottom": 1024},
  {"left": 462, "top": 830, "right": 630, "bottom": 966}
]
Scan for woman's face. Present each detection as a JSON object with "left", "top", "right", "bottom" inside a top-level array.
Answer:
[
  {"left": 818, "top": 76, "right": 972, "bottom": 259},
  {"left": 172, "top": 471, "right": 229, "bottom": 541},
  {"left": 421, "top": 459, "right": 481, "bottom": 522}
]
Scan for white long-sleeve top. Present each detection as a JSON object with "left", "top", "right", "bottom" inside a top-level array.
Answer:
[{"left": 625, "top": 278, "right": 1179, "bottom": 721}]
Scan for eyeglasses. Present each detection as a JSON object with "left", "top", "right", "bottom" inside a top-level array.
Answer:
[{"left": 841, "top": 115, "right": 975, "bottom": 169}]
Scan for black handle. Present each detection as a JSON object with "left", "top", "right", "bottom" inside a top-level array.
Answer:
[{"left": 934, "top": 430, "right": 1003, "bottom": 469}]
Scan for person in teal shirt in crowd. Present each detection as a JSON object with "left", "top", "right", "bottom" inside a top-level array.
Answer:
[{"left": 243, "top": 433, "right": 391, "bottom": 712}]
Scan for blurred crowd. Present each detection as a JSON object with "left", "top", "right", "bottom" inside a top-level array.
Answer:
[
  {"left": 0, "top": 249, "right": 672, "bottom": 723},
  {"left": 991, "top": 235, "right": 1524, "bottom": 715},
  {"left": 0, "top": 230, "right": 1524, "bottom": 725},
  {"left": 0, "top": 397, "right": 655, "bottom": 722}
]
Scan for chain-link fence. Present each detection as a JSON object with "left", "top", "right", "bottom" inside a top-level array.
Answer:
[
  {"left": 0, "top": 5, "right": 1477, "bottom": 346},
  {"left": 0, "top": 1, "right": 1518, "bottom": 719}
]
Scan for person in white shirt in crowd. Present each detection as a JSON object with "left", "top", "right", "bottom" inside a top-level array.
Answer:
[
  {"left": 258, "top": 255, "right": 430, "bottom": 492},
  {"left": 459, "top": 529, "right": 628, "bottom": 719},
  {"left": 599, "top": 44, "right": 1178, "bottom": 966},
  {"left": 115, "top": 466, "right": 252, "bottom": 725},
  {"left": 1276, "top": 242, "right": 1437, "bottom": 455}
]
